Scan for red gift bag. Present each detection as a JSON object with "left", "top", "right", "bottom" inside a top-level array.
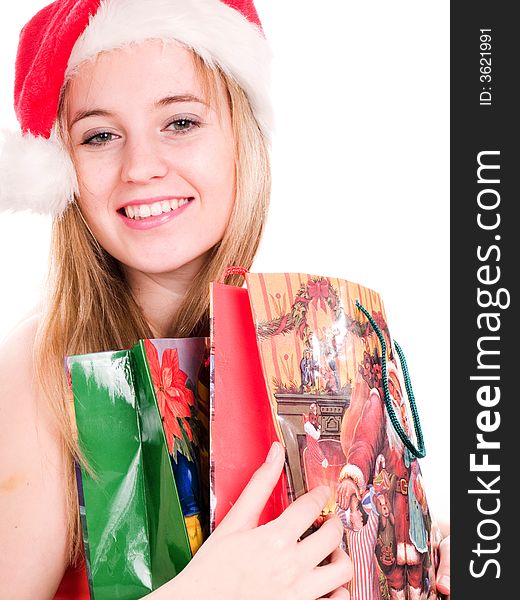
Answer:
[
  {"left": 210, "top": 269, "right": 442, "bottom": 600},
  {"left": 209, "top": 276, "right": 289, "bottom": 530}
]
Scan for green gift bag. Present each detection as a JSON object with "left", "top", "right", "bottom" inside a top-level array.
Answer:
[{"left": 67, "top": 337, "right": 209, "bottom": 599}]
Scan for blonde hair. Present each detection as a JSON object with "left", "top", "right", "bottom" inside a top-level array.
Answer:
[{"left": 33, "top": 49, "right": 271, "bottom": 564}]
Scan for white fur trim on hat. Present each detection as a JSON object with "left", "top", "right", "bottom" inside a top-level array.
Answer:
[
  {"left": 67, "top": 0, "right": 273, "bottom": 138},
  {"left": 0, "top": 129, "right": 78, "bottom": 217}
]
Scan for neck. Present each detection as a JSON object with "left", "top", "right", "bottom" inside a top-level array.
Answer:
[{"left": 123, "top": 255, "right": 207, "bottom": 338}]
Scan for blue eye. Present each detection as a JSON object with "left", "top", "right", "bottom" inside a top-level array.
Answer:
[{"left": 82, "top": 131, "right": 118, "bottom": 146}]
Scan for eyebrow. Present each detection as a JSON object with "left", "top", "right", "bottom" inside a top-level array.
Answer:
[
  {"left": 70, "top": 94, "right": 209, "bottom": 128},
  {"left": 155, "top": 94, "right": 209, "bottom": 108},
  {"left": 69, "top": 109, "right": 112, "bottom": 128}
]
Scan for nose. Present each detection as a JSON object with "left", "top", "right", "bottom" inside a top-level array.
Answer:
[{"left": 121, "top": 136, "right": 169, "bottom": 183}]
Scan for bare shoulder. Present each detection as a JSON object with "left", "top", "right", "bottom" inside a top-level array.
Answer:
[
  {"left": 0, "top": 314, "right": 44, "bottom": 420},
  {"left": 0, "top": 312, "right": 39, "bottom": 371},
  {"left": 0, "top": 314, "right": 69, "bottom": 599},
  {"left": 0, "top": 314, "right": 42, "bottom": 421}
]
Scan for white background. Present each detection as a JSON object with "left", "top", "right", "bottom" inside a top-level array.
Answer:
[{"left": 0, "top": 1, "right": 450, "bottom": 521}]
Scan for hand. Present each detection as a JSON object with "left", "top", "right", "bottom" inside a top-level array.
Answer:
[
  {"left": 336, "top": 477, "right": 359, "bottom": 510},
  {"left": 174, "top": 442, "right": 352, "bottom": 600},
  {"left": 436, "top": 535, "right": 450, "bottom": 599}
]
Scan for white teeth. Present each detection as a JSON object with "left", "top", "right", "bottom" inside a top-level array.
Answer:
[
  {"left": 140, "top": 204, "right": 151, "bottom": 218},
  {"left": 150, "top": 202, "right": 163, "bottom": 216},
  {"left": 123, "top": 198, "right": 191, "bottom": 219}
]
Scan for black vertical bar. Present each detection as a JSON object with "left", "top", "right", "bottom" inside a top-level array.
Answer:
[{"left": 451, "top": 2, "right": 516, "bottom": 597}]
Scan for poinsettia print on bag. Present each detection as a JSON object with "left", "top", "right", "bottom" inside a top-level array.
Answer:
[{"left": 143, "top": 338, "right": 210, "bottom": 555}]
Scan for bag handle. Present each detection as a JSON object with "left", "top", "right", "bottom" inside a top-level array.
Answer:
[
  {"left": 219, "top": 266, "right": 249, "bottom": 284},
  {"left": 355, "top": 300, "right": 426, "bottom": 459}
]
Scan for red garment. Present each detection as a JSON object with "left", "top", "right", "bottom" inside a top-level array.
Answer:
[
  {"left": 306, "top": 432, "right": 326, "bottom": 465},
  {"left": 303, "top": 419, "right": 327, "bottom": 466},
  {"left": 53, "top": 560, "right": 89, "bottom": 599}
]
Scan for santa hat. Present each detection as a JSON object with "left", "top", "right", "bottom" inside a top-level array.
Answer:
[{"left": 0, "top": 0, "right": 272, "bottom": 217}]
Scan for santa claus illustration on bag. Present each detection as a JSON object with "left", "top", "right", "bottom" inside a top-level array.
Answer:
[{"left": 337, "top": 359, "right": 433, "bottom": 600}]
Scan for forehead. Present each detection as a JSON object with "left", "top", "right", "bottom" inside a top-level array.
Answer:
[{"left": 66, "top": 40, "right": 210, "bottom": 112}]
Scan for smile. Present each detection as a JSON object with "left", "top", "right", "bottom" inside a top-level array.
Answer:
[
  {"left": 122, "top": 198, "right": 192, "bottom": 220},
  {"left": 117, "top": 196, "right": 195, "bottom": 231}
]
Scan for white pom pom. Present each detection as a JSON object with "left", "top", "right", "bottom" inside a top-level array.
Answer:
[{"left": 0, "top": 129, "right": 78, "bottom": 217}]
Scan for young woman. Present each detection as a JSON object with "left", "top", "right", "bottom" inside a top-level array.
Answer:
[{"left": 0, "top": 1, "right": 450, "bottom": 598}]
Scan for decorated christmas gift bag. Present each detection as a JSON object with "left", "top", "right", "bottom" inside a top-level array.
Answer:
[
  {"left": 209, "top": 274, "right": 289, "bottom": 530},
  {"left": 210, "top": 269, "right": 443, "bottom": 600},
  {"left": 67, "top": 337, "right": 210, "bottom": 600}
]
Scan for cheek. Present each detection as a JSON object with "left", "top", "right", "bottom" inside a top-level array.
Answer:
[
  {"left": 76, "top": 155, "right": 119, "bottom": 204},
  {"left": 187, "top": 137, "right": 235, "bottom": 216},
  {"left": 76, "top": 155, "right": 122, "bottom": 221},
  {"left": 77, "top": 185, "right": 109, "bottom": 232},
  {"left": 76, "top": 180, "right": 116, "bottom": 243},
  {"left": 203, "top": 133, "right": 234, "bottom": 184}
]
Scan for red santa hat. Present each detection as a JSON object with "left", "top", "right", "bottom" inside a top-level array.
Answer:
[{"left": 0, "top": 0, "right": 272, "bottom": 217}]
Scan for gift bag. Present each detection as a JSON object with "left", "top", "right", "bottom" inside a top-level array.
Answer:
[
  {"left": 210, "top": 270, "right": 442, "bottom": 600},
  {"left": 67, "top": 337, "right": 210, "bottom": 600}
]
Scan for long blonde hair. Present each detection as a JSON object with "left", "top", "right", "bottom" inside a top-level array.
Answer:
[{"left": 33, "top": 49, "right": 271, "bottom": 564}]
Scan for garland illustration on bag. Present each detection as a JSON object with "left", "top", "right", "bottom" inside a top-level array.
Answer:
[
  {"left": 247, "top": 273, "right": 440, "bottom": 600},
  {"left": 257, "top": 277, "right": 391, "bottom": 397}
]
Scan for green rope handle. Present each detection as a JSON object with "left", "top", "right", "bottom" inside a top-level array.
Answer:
[{"left": 355, "top": 300, "right": 426, "bottom": 459}]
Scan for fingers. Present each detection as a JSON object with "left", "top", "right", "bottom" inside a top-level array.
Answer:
[
  {"left": 303, "top": 546, "right": 353, "bottom": 600},
  {"left": 436, "top": 535, "right": 451, "bottom": 596},
  {"left": 215, "top": 442, "right": 285, "bottom": 536},
  {"left": 317, "top": 588, "right": 349, "bottom": 600},
  {"left": 297, "top": 514, "right": 344, "bottom": 569},
  {"left": 275, "top": 485, "right": 332, "bottom": 541},
  {"left": 318, "top": 586, "right": 350, "bottom": 600},
  {"left": 321, "top": 546, "right": 352, "bottom": 583}
]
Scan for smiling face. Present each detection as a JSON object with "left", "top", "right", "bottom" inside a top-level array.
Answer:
[{"left": 66, "top": 40, "right": 236, "bottom": 276}]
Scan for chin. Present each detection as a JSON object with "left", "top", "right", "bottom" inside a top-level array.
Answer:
[{"left": 118, "top": 250, "right": 210, "bottom": 277}]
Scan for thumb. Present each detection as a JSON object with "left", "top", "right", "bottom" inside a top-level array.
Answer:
[{"left": 215, "top": 442, "right": 285, "bottom": 536}]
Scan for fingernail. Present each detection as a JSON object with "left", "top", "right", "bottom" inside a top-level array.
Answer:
[
  {"left": 438, "top": 575, "right": 450, "bottom": 591},
  {"left": 265, "top": 441, "right": 281, "bottom": 463}
]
